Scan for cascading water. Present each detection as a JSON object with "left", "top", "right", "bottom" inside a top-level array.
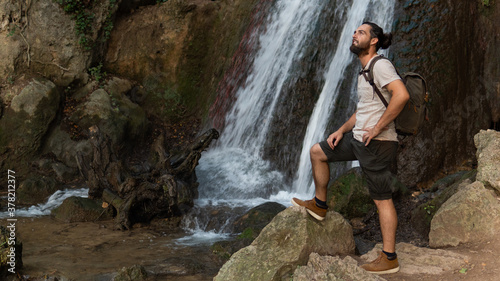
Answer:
[{"left": 182, "top": 0, "right": 396, "bottom": 243}]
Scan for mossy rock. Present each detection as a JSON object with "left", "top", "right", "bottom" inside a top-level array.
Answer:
[
  {"left": 211, "top": 202, "right": 286, "bottom": 263},
  {"left": 232, "top": 202, "right": 286, "bottom": 233},
  {"left": 51, "top": 196, "right": 114, "bottom": 223},
  {"left": 327, "top": 167, "right": 373, "bottom": 220}
]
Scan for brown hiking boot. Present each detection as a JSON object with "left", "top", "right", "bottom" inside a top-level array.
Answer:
[
  {"left": 291, "top": 198, "right": 327, "bottom": 221},
  {"left": 361, "top": 251, "right": 400, "bottom": 275}
]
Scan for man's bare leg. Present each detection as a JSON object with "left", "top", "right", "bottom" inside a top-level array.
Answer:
[
  {"left": 373, "top": 198, "right": 397, "bottom": 253},
  {"left": 310, "top": 143, "right": 330, "bottom": 202}
]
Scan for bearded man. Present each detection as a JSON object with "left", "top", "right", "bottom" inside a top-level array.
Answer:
[{"left": 292, "top": 22, "right": 410, "bottom": 275}]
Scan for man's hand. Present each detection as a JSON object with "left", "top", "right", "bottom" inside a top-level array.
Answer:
[
  {"left": 327, "top": 131, "right": 344, "bottom": 149},
  {"left": 362, "top": 126, "right": 387, "bottom": 146}
]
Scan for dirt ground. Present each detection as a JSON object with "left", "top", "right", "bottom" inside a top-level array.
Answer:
[{"left": 3, "top": 216, "right": 219, "bottom": 281}]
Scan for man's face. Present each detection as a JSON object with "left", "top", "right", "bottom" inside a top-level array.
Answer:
[{"left": 350, "top": 24, "right": 374, "bottom": 56}]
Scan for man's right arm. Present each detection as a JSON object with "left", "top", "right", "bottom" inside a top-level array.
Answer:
[{"left": 327, "top": 111, "right": 356, "bottom": 149}]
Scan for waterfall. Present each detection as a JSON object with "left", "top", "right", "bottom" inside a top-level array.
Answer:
[
  {"left": 197, "top": 0, "right": 325, "bottom": 202},
  {"left": 186, "top": 0, "right": 396, "bottom": 242}
]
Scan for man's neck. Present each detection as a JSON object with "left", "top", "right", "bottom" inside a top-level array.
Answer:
[{"left": 359, "top": 51, "right": 378, "bottom": 68}]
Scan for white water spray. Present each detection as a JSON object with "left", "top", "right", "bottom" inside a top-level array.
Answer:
[{"left": 0, "top": 188, "right": 89, "bottom": 218}]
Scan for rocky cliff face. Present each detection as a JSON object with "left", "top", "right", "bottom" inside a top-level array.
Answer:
[
  {"left": 392, "top": 0, "right": 499, "bottom": 185},
  {"left": 0, "top": 0, "right": 498, "bottom": 193}
]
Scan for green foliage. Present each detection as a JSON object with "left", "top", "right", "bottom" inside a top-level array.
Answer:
[
  {"left": 6, "top": 26, "right": 16, "bottom": 37},
  {"left": 423, "top": 204, "right": 436, "bottom": 215},
  {"left": 88, "top": 63, "right": 106, "bottom": 83},
  {"left": 102, "top": 13, "right": 114, "bottom": 42},
  {"left": 55, "top": 0, "right": 117, "bottom": 49},
  {"left": 482, "top": 0, "right": 490, "bottom": 6}
]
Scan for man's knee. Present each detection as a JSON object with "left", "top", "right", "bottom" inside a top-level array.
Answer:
[{"left": 310, "top": 143, "right": 327, "bottom": 162}]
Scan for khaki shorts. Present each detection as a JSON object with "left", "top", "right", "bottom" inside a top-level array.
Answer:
[{"left": 319, "top": 132, "right": 398, "bottom": 200}]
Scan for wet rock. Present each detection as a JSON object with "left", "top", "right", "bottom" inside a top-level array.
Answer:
[
  {"left": 51, "top": 196, "right": 114, "bottom": 223},
  {"left": 214, "top": 206, "right": 355, "bottom": 281},
  {"left": 429, "top": 181, "right": 500, "bottom": 248},
  {"left": 293, "top": 253, "right": 384, "bottom": 281},
  {"left": 17, "top": 175, "right": 60, "bottom": 206},
  {"left": 361, "top": 242, "right": 468, "bottom": 275},
  {"left": 212, "top": 202, "right": 286, "bottom": 263},
  {"left": 113, "top": 264, "right": 148, "bottom": 281},
  {"left": 232, "top": 202, "right": 286, "bottom": 233},
  {"left": 0, "top": 226, "right": 22, "bottom": 276},
  {"left": 474, "top": 129, "right": 500, "bottom": 194}
]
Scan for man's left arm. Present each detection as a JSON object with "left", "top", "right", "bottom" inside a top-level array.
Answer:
[{"left": 362, "top": 79, "right": 410, "bottom": 145}]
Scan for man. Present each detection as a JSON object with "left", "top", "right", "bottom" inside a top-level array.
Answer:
[{"left": 292, "top": 22, "right": 409, "bottom": 275}]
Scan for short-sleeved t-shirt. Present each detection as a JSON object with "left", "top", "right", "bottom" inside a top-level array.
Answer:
[{"left": 352, "top": 55, "right": 401, "bottom": 143}]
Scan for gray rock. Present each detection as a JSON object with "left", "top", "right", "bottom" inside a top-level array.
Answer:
[
  {"left": 474, "top": 129, "right": 500, "bottom": 193},
  {"left": 429, "top": 181, "right": 500, "bottom": 247},
  {"left": 293, "top": 253, "right": 384, "bottom": 281},
  {"left": 361, "top": 243, "right": 468, "bottom": 275},
  {"left": 214, "top": 206, "right": 355, "bottom": 281}
]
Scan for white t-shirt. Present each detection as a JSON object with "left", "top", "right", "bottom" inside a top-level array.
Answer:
[{"left": 352, "top": 55, "right": 401, "bottom": 143}]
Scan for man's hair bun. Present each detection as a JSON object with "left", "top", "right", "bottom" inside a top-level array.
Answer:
[{"left": 362, "top": 21, "right": 392, "bottom": 51}]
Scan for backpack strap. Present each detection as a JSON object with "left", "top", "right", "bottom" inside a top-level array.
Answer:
[{"left": 361, "top": 55, "right": 390, "bottom": 108}]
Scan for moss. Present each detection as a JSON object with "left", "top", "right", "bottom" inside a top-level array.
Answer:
[
  {"left": 327, "top": 169, "right": 372, "bottom": 219},
  {"left": 237, "top": 227, "right": 256, "bottom": 240}
]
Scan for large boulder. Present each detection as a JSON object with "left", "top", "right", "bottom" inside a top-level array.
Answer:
[
  {"left": 474, "top": 129, "right": 500, "bottom": 194},
  {"left": 0, "top": 77, "right": 60, "bottom": 174},
  {"left": 214, "top": 206, "right": 355, "bottom": 281},
  {"left": 429, "top": 181, "right": 500, "bottom": 248},
  {"left": 68, "top": 77, "right": 148, "bottom": 147}
]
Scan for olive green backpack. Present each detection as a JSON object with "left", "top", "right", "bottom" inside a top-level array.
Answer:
[{"left": 362, "top": 55, "right": 429, "bottom": 136}]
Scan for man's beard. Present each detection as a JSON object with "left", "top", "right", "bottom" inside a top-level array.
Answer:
[{"left": 350, "top": 43, "right": 369, "bottom": 56}]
